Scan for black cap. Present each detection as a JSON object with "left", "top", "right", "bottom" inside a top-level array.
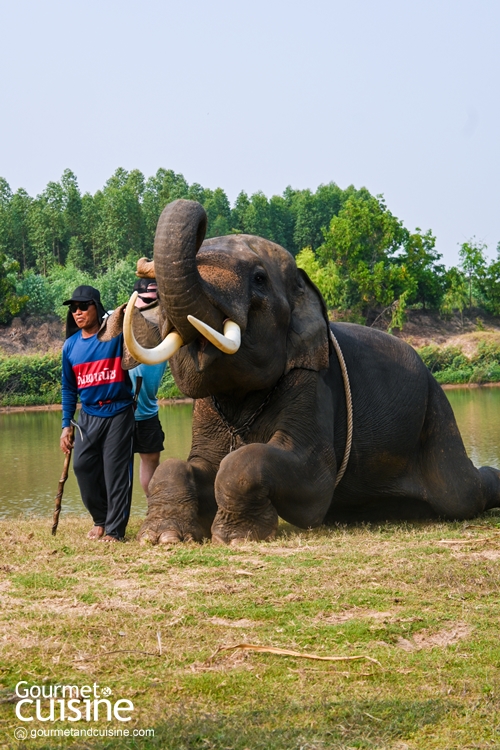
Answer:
[
  {"left": 63, "top": 285, "right": 103, "bottom": 305},
  {"left": 63, "top": 285, "right": 107, "bottom": 339},
  {"left": 133, "top": 278, "right": 157, "bottom": 294}
]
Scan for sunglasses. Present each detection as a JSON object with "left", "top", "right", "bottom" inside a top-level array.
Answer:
[{"left": 69, "top": 301, "right": 94, "bottom": 313}]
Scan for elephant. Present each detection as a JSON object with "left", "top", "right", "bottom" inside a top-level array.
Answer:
[{"left": 102, "top": 198, "right": 500, "bottom": 544}]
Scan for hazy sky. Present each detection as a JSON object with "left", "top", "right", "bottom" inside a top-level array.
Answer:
[{"left": 0, "top": 0, "right": 498, "bottom": 266}]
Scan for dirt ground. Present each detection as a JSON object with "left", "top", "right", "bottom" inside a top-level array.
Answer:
[
  {"left": 1, "top": 309, "right": 500, "bottom": 357},
  {"left": 0, "top": 315, "right": 65, "bottom": 356},
  {"left": 388, "top": 308, "right": 500, "bottom": 350}
]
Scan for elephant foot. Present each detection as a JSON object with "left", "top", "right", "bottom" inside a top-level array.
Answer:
[
  {"left": 137, "top": 516, "right": 207, "bottom": 546},
  {"left": 158, "top": 530, "right": 182, "bottom": 544},
  {"left": 211, "top": 505, "right": 278, "bottom": 545}
]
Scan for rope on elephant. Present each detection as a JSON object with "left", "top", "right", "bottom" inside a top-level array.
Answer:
[{"left": 330, "top": 328, "right": 353, "bottom": 488}]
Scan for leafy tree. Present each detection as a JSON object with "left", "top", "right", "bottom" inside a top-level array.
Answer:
[
  {"left": 0, "top": 178, "right": 13, "bottom": 258},
  {"left": 388, "top": 289, "right": 411, "bottom": 333},
  {"left": 459, "top": 238, "right": 487, "bottom": 310},
  {"left": 440, "top": 267, "right": 468, "bottom": 321},
  {"left": 142, "top": 169, "right": 189, "bottom": 250},
  {"left": 203, "top": 187, "right": 231, "bottom": 237},
  {"left": 314, "top": 182, "right": 345, "bottom": 231},
  {"left": 268, "top": 194, "right": 295, "bottom": 250},
  {"left": 95, "top": 258, "right": 137, "bottom": 309},
  {"left": 0, "top": 177, "right": 11, "bottom": 207},
  {"left": 476, "top": 246, "right": 500, "bottom": 315},
  {"left": 61, "top": 169, "right": 82, "bottom": 241},
  {"left": 65, "top": 236, "right": 88, "bottom": 271},
  {"left": 187, "top": 182, "right": 206, "bottom": 205},
  {"left": 290, "top": 184, "right": 345, "bottom": 253},
  {"left": 45, "top": 181, "right": 68, "bottom": 264},
  {"left": 318, "top": 193, "right": 407, "bottom": 313},
  {"left": 296, "top": 247, "right": 342, "bottom": 308},
  {"left": 43, "top": 258, "right": 137, "bottom": 319},
  {"left": 46, "top": 263, "right": 94, "bottom": 320},
  {"left": 5, "top": 166, "right": 499, "bottom": 327},
  {"left": 27, "top": 197, "right": 55, "bottom": 275},
  {"left": 10, "top": 189, "right": 34, "bottom": 270},
  {"left": 230, "top": 191, "right": 251, "bottom": 233},
  {"left": 79, "top": 192, "right": 104, "bottom": 272},
  {"left": 322, "top": 193, "right": 405, "bottom": 268},
  {"left": 293, "top": 190, "right": 320, "bottom": 252},
  {"left": 16, "top": 271, "right": 54, "bottom": 316},
  {"left": 244, "top": 192, "right": 271, "bottom": 238},
  {"left": 94, "top": 169, "right": 145, "bottom": 270},
  {"left": 0, "top": 182, "right": 35, "bottom": 271},
  {"left": 396, "top": 228, "right": 446, "bottom": 309},
  {"left": 0, "top": 254, "right": 28, "bottom": 323}
]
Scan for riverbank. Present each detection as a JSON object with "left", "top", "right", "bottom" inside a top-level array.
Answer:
[
  {"left": 0, "top": 353, "right": 183, "bottom": 408},
  {"left": 2, "top": 310, "right": 500, "bottom": 407},
  {"left": 0, "top": 398, "right": 194, "bottom": 414},
  {"left": 3, "top": 383, "right": 500, "bottom": 415},
  {"left": 1, "top": 514, "right": 499, "bottom": 749}
]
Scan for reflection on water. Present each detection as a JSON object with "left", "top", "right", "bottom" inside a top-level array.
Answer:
[
  {"left": 0, "top": 404, "right": 193, "bottom": 519},
  {"left": 1, "top": 388, "right": 500, "bottom": 519},
  {"left": 444, "top": 387, "right": 500, "bottom": 469}
]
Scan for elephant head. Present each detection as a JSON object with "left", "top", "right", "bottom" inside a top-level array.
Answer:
[{"left": 120, "top": 199, "right": 331, "bottom": 399}]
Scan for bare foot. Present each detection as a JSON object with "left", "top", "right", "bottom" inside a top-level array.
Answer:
[
  {"left": 99, "top": 535, "right": 121, "bottom": 543},
  {"left": 87, "top": 525, "right": 105, "bottom": 540}
]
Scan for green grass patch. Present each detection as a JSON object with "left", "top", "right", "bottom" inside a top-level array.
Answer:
[
  {"left": 156, "top": 367, "right": 183, "bottom": 399},
  {"left": 11, "top": 572, "right": 78, "bottom": 592},
  {"left": 0, "top": 353, "right": 185, "bottom": 405},
  {"left": 417, "top": 338, "right": 500, "bottom": 384},
  {"left": 0, "top": 353, "right": 62, "bottom": 406},
  {"left": 1, "top": 514, "right": 500, "bottom": 748}
]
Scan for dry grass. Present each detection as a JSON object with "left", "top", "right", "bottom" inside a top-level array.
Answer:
[
  {"left": 442, "top": 330, "right": 500, "bottom": 357},
  {"left": 1, "top": 513, "right": 500, "bottom": 748}
]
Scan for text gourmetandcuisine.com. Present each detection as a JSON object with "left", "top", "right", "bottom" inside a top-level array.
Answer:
[{"left": 15, "top": 728, "right": 155, "bottom": 741}]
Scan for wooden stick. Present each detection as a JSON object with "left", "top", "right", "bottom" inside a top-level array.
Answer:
[
  {"left": 52, "top": 428, "right": 74, "bottom": 536},
  {"left": 209, "top": 643, "right": 382, "bottom": 667}
]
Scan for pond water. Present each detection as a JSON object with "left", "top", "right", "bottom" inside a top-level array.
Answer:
[
  {"left": 0, "top": 404, "right": 193, "bottom": 519},
  {"left": 445, "top": 386, "right": 500, "bottom": 468},
  {"left": 1, "top": 388, "right": 500, "bottom": 519}
]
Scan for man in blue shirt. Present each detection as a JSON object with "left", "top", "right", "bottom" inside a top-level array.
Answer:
[
  {"left": 60, "top": 285, "right": 134, "bottom": 542},
  {"left": 128, "top": 279, "right": 166, "bottom": 496}
]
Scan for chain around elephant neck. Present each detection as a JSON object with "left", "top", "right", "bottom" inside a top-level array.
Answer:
[
  {"left": 211, "top": 329, "right": 352, "bottom": 487},
  {"left": 212, "top": 376, "right": 285, "bottom": 452}
]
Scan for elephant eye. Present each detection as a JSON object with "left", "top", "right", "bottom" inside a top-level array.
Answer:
[{"left": 253, "top": 270, "right": 267, "bottom": 286}]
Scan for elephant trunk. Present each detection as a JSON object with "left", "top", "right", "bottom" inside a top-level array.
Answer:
[{"left": 154, "top": 199, "right": 222, "bottom": 344}]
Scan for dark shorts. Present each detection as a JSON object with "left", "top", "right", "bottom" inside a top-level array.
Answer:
[{"left": 133, "top": 414, "right": 165, "bottom": 454}]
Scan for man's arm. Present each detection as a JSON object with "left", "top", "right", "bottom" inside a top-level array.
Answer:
[{"left": 60, "top": 346, "right": 77, "bottom": 454}]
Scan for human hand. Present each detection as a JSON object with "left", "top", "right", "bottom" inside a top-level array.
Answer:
[{"left": 60, "top": 427, "right": 74, "bottom": 454}]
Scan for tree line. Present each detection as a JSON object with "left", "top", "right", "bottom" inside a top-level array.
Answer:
[{"left": 0, "top": 167, "right": 499, "bottom": 326}]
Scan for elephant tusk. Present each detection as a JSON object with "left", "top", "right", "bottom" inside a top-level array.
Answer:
[
  {"left": 124, "top": 292, "right": 184, "bottom": 364},
  {"left": 187, "top": 315, "right": 241, "bottom": 354}
]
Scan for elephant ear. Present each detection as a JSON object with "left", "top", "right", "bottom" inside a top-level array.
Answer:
[
  {"left": 98, "top": 304, "right": 162, "bottom": 370},
  {"left": 98, "top": 303, "right": 127, "bottom": 342},
  {"left": 285, "top": 268, "right": 331, "bottom": 373}
]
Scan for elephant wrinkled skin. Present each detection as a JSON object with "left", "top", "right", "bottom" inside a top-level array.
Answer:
[{"left": 104, "top": 199, "right": 500, "bottom": 544}]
